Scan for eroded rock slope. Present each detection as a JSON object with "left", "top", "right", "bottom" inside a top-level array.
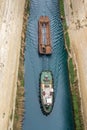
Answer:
[
  {"left": 64, "top": 0, "right": 87, "bottom": 129},
  {"left": 0, "top": 0, "right": 25, "bottom": 130}
]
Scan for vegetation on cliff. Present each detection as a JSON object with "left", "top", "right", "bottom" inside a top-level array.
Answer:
[
  {"left": 59, "top": 0, "right": 84, "bottom": 130},
  {"left": 13, "top": 0, "right": 29, "bottom": 130}
]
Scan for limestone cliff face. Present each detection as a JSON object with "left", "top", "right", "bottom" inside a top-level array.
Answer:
[
  {"left": 0, "top": 0, "right": 25, "bottom": 130},
  {"left": 64, "top": 0, "right": 87, "bottom": 27},
  {"left": 64, "top": 0, "right": 87, "bottom": 129}
]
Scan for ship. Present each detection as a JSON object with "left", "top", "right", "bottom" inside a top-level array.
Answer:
[
  {"left": 39, "top": 70, "right": 54, "bottom": 115},
  {"left": 38, "top": 16, "right": 52, "bottom": 54}
]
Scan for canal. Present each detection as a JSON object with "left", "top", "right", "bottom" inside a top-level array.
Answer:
[{"left": 23, "top": 0, "right": 75, "bottom": 130}]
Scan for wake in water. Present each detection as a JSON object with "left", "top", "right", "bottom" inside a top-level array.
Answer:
[{"left": 23, "top": 0, "right": 75, "bottom": 130}]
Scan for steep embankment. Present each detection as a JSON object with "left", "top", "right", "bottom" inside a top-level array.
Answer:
[
  {"left": 0, "top": 0, "right": 25, "bottom": 130},
  {"left": 64, "top": 0, "right": 87, "bottom": 129}
]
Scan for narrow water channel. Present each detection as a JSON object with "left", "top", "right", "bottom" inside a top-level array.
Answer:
[{"left": 23, "top": 0, "right": 75, "bottom": 130}]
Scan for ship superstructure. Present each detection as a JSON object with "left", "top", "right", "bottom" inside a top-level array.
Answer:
[{"left": 39, "top": 71, "right": 54, "bottom": 115}]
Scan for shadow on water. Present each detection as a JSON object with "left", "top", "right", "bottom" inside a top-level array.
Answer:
[{"left": 23, "top": 0, "right": 75, "bottom": 130}]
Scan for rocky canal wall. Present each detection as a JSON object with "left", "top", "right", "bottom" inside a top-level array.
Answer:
[
  {"left": 0, "top": 0, "right": 25, "bottom": 130},
  {"left": 64, "top": 0, "right": 87, "bottom": 129}
]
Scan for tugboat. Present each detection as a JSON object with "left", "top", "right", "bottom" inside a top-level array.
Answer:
[
  {"left": 39, "top": 71, "right": 54, "bottom": 115},
  {"left": 38, "top": 16, "right": 52, "bottom": 54}
]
